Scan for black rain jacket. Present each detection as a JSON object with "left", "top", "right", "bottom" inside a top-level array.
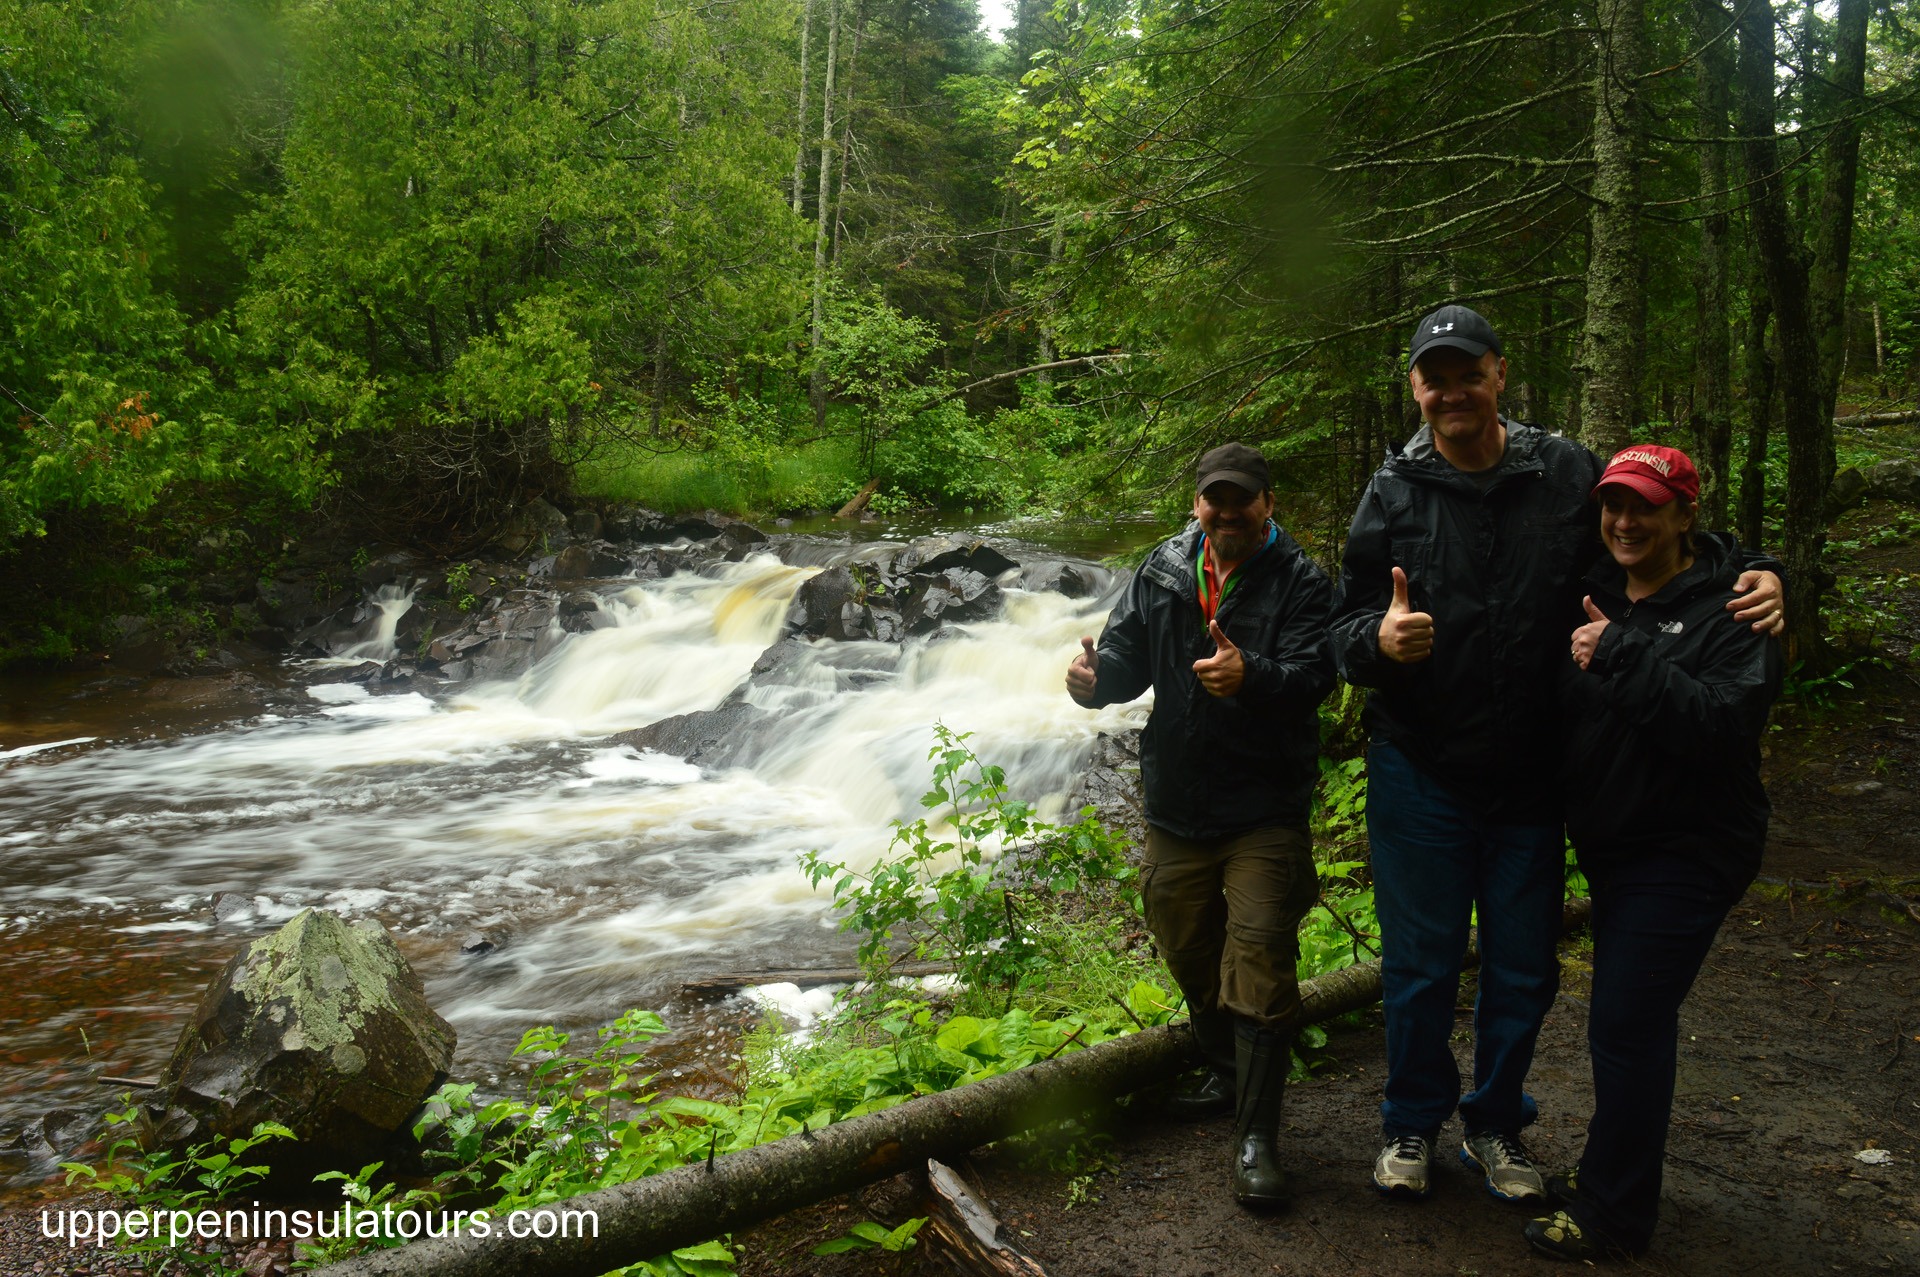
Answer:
[
  {"left": 1558, "top": 534, "right": 1783, "bottom": 891},
  {"left": 1087, "top": 521, "right": 1335, "bottom": 839},
  {"left": 1328, "top": 420, "right": 1779, "bottom": 824}
]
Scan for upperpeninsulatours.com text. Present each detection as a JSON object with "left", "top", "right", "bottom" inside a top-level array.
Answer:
[{"left": 40, "top": 1202, "right": 598, "bottom": 1248}]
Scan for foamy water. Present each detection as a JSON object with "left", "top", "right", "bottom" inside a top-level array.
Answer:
[{"left": 0, "top": 543, "right": 1147, "bottom": 1170}]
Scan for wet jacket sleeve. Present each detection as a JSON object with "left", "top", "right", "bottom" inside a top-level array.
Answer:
[
  {"left": 1088, "top": 571, "right": 1153, "bottom": 708},
  {"left": 1581, "top": 616, "right": 1782, "bottom": 755},
  {"left": 1328, "top": 485, "right": 1402, "bottom": 688},
  {"left": 1235, "top": 560, "right": 1335, "bottom": 714}
]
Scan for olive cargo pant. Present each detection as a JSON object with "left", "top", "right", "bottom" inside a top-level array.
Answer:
[{"left": 1141, "top": 825, "right": 1319, "bottom": 1030}]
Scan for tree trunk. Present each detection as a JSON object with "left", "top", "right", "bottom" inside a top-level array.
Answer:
[
  {"left": 830, "top": 16, "right": 863, "bottom": 268},
  {"left": 808, "top": 0, "right": 841, "bottom": 432},
  {"left": 1575, "top": 0, "right": 1648, "bottom": 460},
  {"left": 1738, "top": 254, "right": 1775, "bottom": 553},
  {"left": 791, "top": 0, "right": 813, "bottom": 217},
  {"left": 1690, "top": 0, "right": 1735, "bottom": 530},
  {"left": 1808, "top": 0, "right": 1870, "bottom": 435},
  {"left": 314, "top": 901, "right": 1592, "bottom": 1277},
  {"left": 1736, "top": 0, "right": 1825, "bottom": 663}
]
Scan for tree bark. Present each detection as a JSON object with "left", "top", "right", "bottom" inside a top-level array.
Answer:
[
  {"left": 1575, "top": 0, "right": 1647, "bottom": 460},
  {"left": 830, "top": 15, "right": 863, "bottom": 268},
  {"left": 313, "top": 901, "right": 1592, "bottom": 1277},
  {"left": 808, "top": 0, "right": 841, "bottom": 432},
  {"left": 1807, "top": 0, "right": 1870, "bottom": 442},
  {"left": 924, "top": 1159, "right": 1049, "bottom": 1276},
  {"left": 1736, "top": 0, "right": 1825, "bottom": 663},
  {"left": 1738, "top": 253, "right": 1775, "bottom": 553},
  {"left": 791, "top": 0, "right": 813, "bottom": 217},
  {"left": 1690, "top": 0, "right": 1735, "bottom": 530}
]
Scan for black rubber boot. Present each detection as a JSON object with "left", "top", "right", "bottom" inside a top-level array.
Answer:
[
  {"left": 1231, "top": 1022, "right": 1291, "bottom": 1208},
  {"left": 1166, "top": 1008, "right": 1237, "bottom": 1119}
]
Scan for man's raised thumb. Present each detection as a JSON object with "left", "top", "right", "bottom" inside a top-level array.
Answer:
[
  {"left": 1390, "top": 566, "right": 1411, "bottom": 611},
  {"left": 1208, "top": 619, "right": 1236, "bottom": 652},
  {"left": 1080, "top": 636, "right": 1099, "bottom": 665},
  {"left": 1583, "top": 595, "right": 1606, "bottom": 623}
]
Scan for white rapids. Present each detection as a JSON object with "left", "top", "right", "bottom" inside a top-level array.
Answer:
[{"left": 0, "top": 544, "right": 1147, "bottom": 1112}]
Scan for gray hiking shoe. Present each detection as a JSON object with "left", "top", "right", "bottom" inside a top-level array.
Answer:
[
  {"left": 1460, "top": 1130, "right": 1546, "bottom": 1202},
  {"left": 1372, "top": 1134, "right": 1432, "bottom": 1198}
]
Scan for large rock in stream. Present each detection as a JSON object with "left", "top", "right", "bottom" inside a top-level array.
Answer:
[{"left": 152, "top": 909, "right": 455, "bottom": 1170}]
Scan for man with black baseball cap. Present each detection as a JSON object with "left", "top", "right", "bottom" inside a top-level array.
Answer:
[
  {"left": 1066, "top": 442, "right": 1334, "bottom": 1209},
  {"left": 1328, "top": 304, "right": 1785, "bottom": 1206}
]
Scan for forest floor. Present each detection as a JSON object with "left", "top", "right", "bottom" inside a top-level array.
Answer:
[{"left": 738, "top": 499, "right": 1920, "bottom": 1277}]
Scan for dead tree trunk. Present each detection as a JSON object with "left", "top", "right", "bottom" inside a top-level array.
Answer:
[
  {"left": 1576, "top": 0, "right": 1648, "bottom": 460},
  {"left": 1690, "top": 0, "right": 1735, "bottom": 530},
  {"left": 1738, "top": 253, "right": 1776, "bottom": 553},
  {"left": 791, "top": 0, "right": 813, "bottom": 217},
  {"left": 807, "top": 0, "right": 841, "bottom": 432},
  {"left": 1808, "top": 0, "right": 1871, "bottom": 456},
  {"left": 1737, "top": 0, "right": 1830, "bottom": 664},
  {"left": 313, "top": 901, "right": 1591, "bottom": 1277}
]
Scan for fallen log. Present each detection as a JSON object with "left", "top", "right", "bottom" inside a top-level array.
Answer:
[
  {"left": 315, "top": 897, "right": 1593, "bottom": 1277},
  {"left": 1835, "top": 409, "right": 1920, "bottom": 429},
  {"left": 834, "top": 477, "right": 882, "bottom": 519},
  {"left": 679, "top": 961, "right": 954, "bottom": 999}
]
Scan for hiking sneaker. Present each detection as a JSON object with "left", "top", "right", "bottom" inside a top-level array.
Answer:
[
  {"left": 1523, "top": 1210, "right": 1604, "bottom": 1261},
  {"left": 1372, "top": 1134, "right": 1432, "bottom": 1199},
  {"left": 1544, "top": 1168, "right": 1578, "bottom": 1208},
  {"left": 1460, "top": 1130, "right": 1546, "bottom": 1202}
]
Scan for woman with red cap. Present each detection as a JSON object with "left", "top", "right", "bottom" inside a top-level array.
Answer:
[{"left": 1525, "top": 444, "right": 1783, "bottom": 1260}]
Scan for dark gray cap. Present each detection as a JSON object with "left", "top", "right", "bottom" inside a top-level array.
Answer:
[
  {"left": 1196, "top": 442, "right": 1270, "bottom": 495},
  {"left": 1408, "top": 304, "right": 1502, "bottom": 370}
]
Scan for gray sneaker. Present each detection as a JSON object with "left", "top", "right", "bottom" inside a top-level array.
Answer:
[
  {"left": 1461, "top": 1130, "right": 1546, "bottom": 1202},
  {"left": 1373, "top": 1134, "right": 1432, "bottom": 1198}
]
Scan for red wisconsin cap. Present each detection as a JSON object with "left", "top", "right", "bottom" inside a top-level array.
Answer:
[{"left": 1593, "top": 445, "right": 1700, "bottom": 504}]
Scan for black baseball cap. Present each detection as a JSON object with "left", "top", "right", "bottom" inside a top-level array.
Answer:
[
  {"left": 1407, "top": 304, "right": 1503, "bottom": 371},
  {"left": 1196, "top": 442, "right": 1270, "bottom": 495}
]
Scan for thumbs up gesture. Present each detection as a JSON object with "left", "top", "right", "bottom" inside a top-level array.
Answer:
[
  {"left": 1570, "top": 595, "right": 1610, "bottom": 670},
  {"left": 1066, "top": 635, "right": 1100, "bottom": 706},
  {"left": 1192, "top": 619, "right": 1245, "bottom": 697},
  {"left": 1377, "top": 566, "right": 1434, "bottom": 664}
]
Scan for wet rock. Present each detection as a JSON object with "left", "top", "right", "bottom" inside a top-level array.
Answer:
[
  {"left": 603, "top": 503, "right": 670, "bottom": 542},
  {"left": 553, "top": 544, "right": 594, "bottom": 581},
  {"left": 1830, "top": 466, "right": 1868, "bottom": 512},
  {"left": 569, "top": 509, "right": 604, "bottom": 540},
  {"left": 558, "top": 592, "right": 607, "bottom": 633},
  {"left": 212, "top": 892, "right": 258, "bottom": 923},
  {"left": 154, "top": 909, "right": 456, "bottom": 1170},
  {"left": 1017, "top": 560, "right": 1100, "bottom": 598},
  {"left": 458, "top": 933, "right": 497, "bottom": 956},
  {"left": 786, "top": 566, "right": 862, "bottom": 640},
  {"left": 1865, "top": 459, "right": 1920, "bottom": 505},
  {"left": 718, "top": 522, "right": 771, "bottom": 562},
  {"left": 609, "top": 701, "right": 771, "bottom": 768},
  {"left": 1067, "top": 728, "right": 1147, "bottom": 846},
  {"left": 895, "top": 534, "right": 1020, "bottom": 579},
  {"left": 493, "top": 498, "right": 572, "bottom": 556},
  {"left": 901, "top": 567, "right": 1002, "bottom": 634}
]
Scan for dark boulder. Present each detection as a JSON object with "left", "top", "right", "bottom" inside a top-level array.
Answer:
[
  {"left": 894, "top": 534, "right": 1020, "bottom": 580},
  {"left": 719, "top": 522, "right": 771, "bottom": 561},
  {"left": 569, "top": 509, "right": 604, "bottom": 540},
  {"left": 152, "top": 909, "right": 455, "bottom": 1171},
  {"left": 1866, "top": 459, "right": 1920, "bottom": 506},
  {"left": 558, "top": 592, "right": 610, "bottom": 633},
  {"left": 552, "top": 544, "right": 594, "bottom": 581},
  {"left": 902, "top": 567, "right": 1002, "bottom": 634},
  {"left": 609, "top": 701, "right": 771, "bottom": 768},
  {"left": 603, "top": 503, "right": 670, "bottom": 543},
  {"left": 1017, "top": 560, "right": 1101, "bottom": 598},
  {"left": 785, "top": 566, "right": 863, "bottom": 640}
]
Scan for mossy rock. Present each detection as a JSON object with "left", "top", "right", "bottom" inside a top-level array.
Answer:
[{"left": 155, "top": 909, "right": 455, "bottom": 1170}]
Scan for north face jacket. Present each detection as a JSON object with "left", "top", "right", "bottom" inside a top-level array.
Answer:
[
  {"left": 1559, "top": 533, "right": 1783, "bottom": 891},
  {"left": 1087, "top": 521, "right": 1335, "bottom": 838}
]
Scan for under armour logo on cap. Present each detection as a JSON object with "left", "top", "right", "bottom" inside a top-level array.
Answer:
[{"left": 1409, "top": 305, "right": 1500, "bottom": 370}]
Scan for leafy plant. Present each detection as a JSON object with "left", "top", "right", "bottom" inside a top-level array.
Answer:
[
  {"left": 800, "top": 724, "right": 1136, "bottom": 1001},
  {"left": 810, "top": 1217, "right": 926, "bottom": 1255}
]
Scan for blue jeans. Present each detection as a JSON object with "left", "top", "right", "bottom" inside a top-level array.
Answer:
[
  {"left": 1368, "top": 741, "right": 1564, "bottom": 1138},
  {"left": 1573, "top": 855, "right": 1740, "bottom": 1251}
]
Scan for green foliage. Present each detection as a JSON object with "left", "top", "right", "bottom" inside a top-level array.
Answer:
[
  {"left": 61, "top": 1106, "right": 293, "bottom": 1275},
  {"left": 800, "top": 724, "right": 1137, "bottom": 999},
  {"left": 811, "top": 1217, "right": 926, "bottom": 1255}
]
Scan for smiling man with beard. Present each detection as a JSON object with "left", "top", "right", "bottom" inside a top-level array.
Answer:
[{"left": 1066, "top": 442, "right": 1335, "bottom": 1208}]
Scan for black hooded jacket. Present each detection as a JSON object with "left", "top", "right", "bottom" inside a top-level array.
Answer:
[
  {"left": 1559, "top": 534, "right": 1783, "bottom": 891},
  {"left": 1086, "top": 521, "right": 1335, "bottom": 838},
  {"left": 1329, "top": 420, "right": 1780, "bottom": 823}
]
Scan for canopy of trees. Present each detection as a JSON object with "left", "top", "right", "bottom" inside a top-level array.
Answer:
[{"left": 3, "top": 0, "right": 1917, "bottom": 655}]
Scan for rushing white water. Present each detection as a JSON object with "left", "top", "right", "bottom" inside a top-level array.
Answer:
[{"left": 0, "top": 543, "right": 1147, "bottom": 1141}]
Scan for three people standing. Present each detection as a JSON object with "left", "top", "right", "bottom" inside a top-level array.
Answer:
[{"left": 1062, "top": 303, "right": 1785, "bottom": 1260}]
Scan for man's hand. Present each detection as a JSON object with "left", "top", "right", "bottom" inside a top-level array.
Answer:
[
  {"left": 1066, "top": 636, "right": 1100, "bottom": 706},
  {"left": 1729, "top": 569, "right": 1785, "bottom": 636},
  {"left": 1192, "top": 620, "right": 1245, "bottom": 697},
  {"left": 1571, "top": 595, "right": 1610, "bottom": 670},
  {"left": 1377, "top": 566, "right": 1434, "bottom": 663}
]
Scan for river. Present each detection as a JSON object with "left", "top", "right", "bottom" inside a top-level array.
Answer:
[{"left": 0, "top": 516, "right": 1160, "bottom": 1191}]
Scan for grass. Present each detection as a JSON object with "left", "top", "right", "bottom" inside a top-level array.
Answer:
[{"left": 575, "top": 437, "right": 867, "bottom": 517}]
